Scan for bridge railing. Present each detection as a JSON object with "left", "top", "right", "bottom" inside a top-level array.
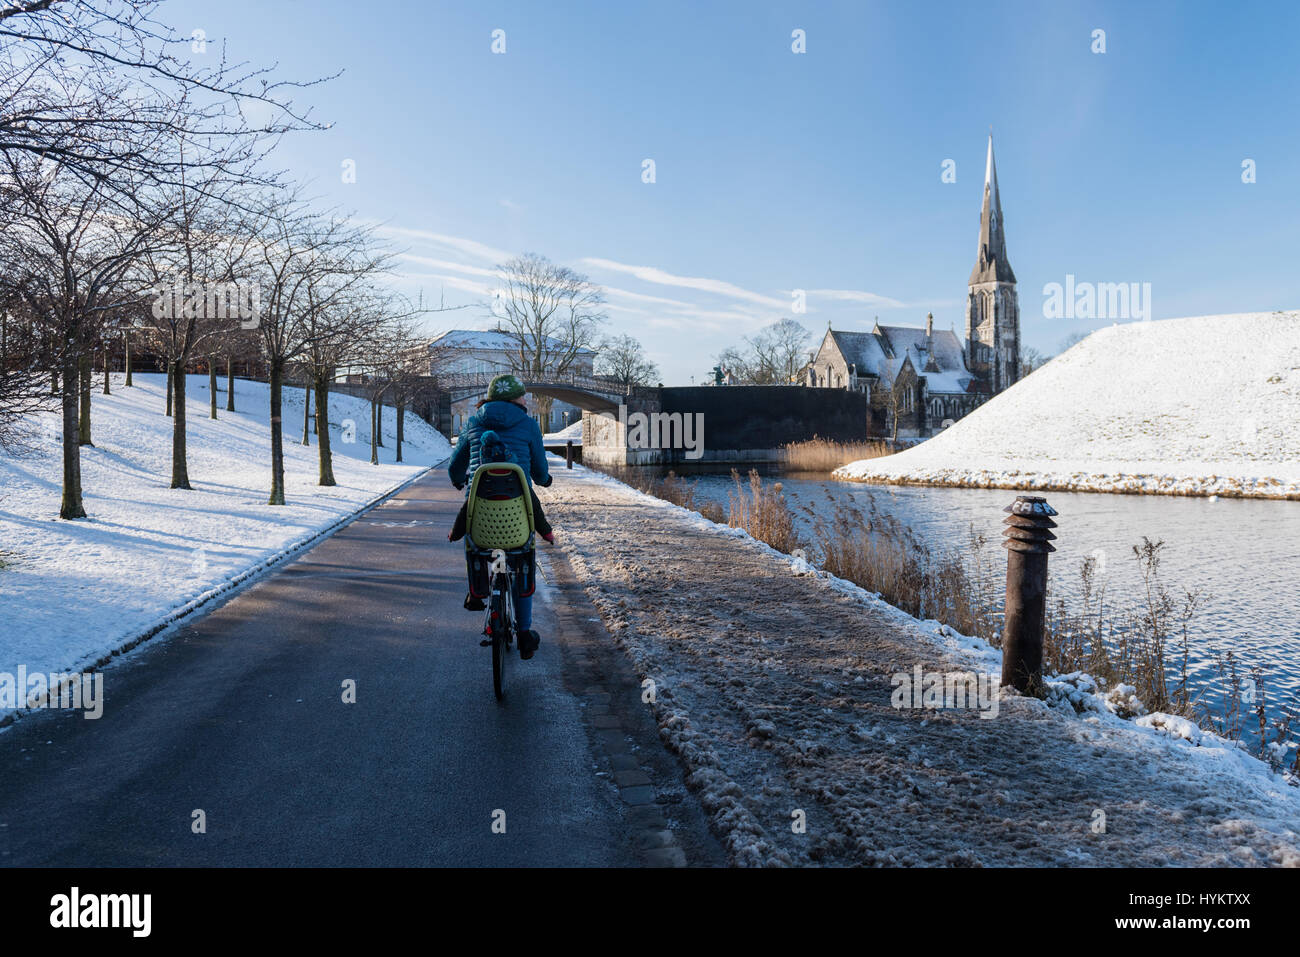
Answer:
[{"left": 437, "top": 371, "right": 635, "bottom": 397}]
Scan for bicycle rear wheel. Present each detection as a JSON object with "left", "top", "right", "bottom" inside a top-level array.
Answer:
[{"left": 490, "top": 573, "right": 510, "bottom": 701}]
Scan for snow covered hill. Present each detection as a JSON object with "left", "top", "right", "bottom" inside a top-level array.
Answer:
[
  {"left": 0, "top": 374, "right": 451, "bottom": 716},
  {"left": 836, "top": 311, "right": 1300, "bottom": 498}
]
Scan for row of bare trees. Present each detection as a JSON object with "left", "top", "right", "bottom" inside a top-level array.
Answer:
[{"left": 0, "top": 0, "right": 429, "bottom": 517}]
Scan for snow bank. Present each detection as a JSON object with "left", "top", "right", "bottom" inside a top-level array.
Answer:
[
  {"left": 544, "top": 421, "right": 583, "bottom": 444},
  {"left": 0, "top": 374, "right": 451, "bottom": 719},
  {"left": 836, "top": 311, "right": 1300, "bottom": 499}
]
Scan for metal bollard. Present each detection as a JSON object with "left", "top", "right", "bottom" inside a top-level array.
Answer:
[
  {"left": 1000, "top": 495, "right": 1057, "bottom": 695},
  {"left": 565, "top": 440, "right": 574, "bottom": 469}
]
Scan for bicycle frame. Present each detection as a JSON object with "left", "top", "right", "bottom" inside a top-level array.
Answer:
[{"left": 484, "top": 549, "right": 516, "bottom": 637}]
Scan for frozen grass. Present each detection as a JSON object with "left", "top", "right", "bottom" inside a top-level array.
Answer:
[{"left": 781, "top": 436, "right": 893, "bottom": 472}]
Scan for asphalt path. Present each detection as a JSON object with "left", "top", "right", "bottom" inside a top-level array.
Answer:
[{"left": 0, "top": 468, "right": 641, "bottom": 866}]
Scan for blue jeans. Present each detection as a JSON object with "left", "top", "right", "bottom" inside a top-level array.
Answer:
[{"left": 515, "top": 591, "right": 532, "bottom": 630}]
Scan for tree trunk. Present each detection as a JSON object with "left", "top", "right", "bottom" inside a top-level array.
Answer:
[
  {"left": 535, "top": 394, "right": 554, "bottom": 432},
  {"left": 50, "top": 368, "right": 58, "bottom": 395},
  {"left": 301, "top": 380, "right": 311, "bottom": 446},
  {"left": 375, "top": 391, "right": 384, "bottom": 447},
  {"left": 103, "top": 347, "right": 111, "bottom": 395},
  {"left": 396, "top": 402, "right": 405, "bottom": 464},
  {"left": 225, "top": 356, "right": 235, "bottom": 412},
  {"left": 171, "top": 360, "right": 192, "bottom": 489},
  {"left": 209, "top": 359, "right": 218, "bottom": 420},
  {"left": 369, "top": 397, "right": 379, "bottom": 465},
  {"left": 59, "top": 354, "right": 86, "bottom": 519},
  {"left": 78, "top": 353, "right": 93, "bottom": 446},
  {"left": 268, "top": 361, "right": 286, "bottom": 504},
  {"left": 165, "top": 363, "right": 174, "bottom": 417},
  {"left": 124, "top": 334, "right": 133, "bottom": 387},
  {"left": 315, "top": 374, "right": 336, "bottom": 486}
]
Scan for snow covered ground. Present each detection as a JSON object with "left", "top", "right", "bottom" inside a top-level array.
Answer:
[
  {"left": 544, "top": 421, "right": 583, "bottom": 444},
  {"left": 836, "top": 311, "right": 1300, "bottom": 499},
  {"left": 0, "top": 374, "right": 450, "bottom": 720},
  {"left": 542, "top": 462, "right": 1300, "bottom": 866}
]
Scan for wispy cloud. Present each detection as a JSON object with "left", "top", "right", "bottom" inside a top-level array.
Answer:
[
  {"left": 387, "top": 229, "right": 922, "bottom": 345},
  {"left": 579, "top": 257, "right": 789, "bottom": 310},
  {"left": 377, "top": 226, "right": 511, "bottom": 265},
  {"left": 392, "top": 272, "right": 494, "bottom": 299},
  {"left": 395, "top": 252, "right": 497, "bottom": 278},
  {"left": 597, "top": 282, "right": 772, "bottom": 333},
  {"left": 805, "top": 288, "right": 907, "bottom": 309}
]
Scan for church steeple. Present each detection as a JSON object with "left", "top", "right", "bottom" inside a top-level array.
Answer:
[
  {"left": 964, "top": 131, "right": 1021, "bottom": 395},
  {"left": 969, "top": 134, "right": 1016, "bottom": 285}
]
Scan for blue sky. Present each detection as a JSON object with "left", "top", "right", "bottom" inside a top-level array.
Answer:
[{"left": 167, "top": 0, "right": 1300, "bottom": 383}]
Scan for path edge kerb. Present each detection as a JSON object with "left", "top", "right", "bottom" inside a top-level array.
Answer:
[
  {"left": 1, "top": 461, "right": 445, "bottom": 730},
  {"left": 536, "top": 545, "right": 696, "bottom": 867}
]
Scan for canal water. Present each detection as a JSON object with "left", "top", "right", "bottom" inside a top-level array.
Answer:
[{"left": 654, "top": 468, "right": 1300, "bottom": 709}]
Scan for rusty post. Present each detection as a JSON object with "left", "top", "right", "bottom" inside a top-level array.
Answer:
[
  {"left": 565, "top": 440, "right": 574, "bottom": 469},
  {"left": 1000, "top": 495, "right": 1057, "bottom": 695}
]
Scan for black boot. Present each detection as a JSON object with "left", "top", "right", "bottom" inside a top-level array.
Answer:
[
  {"left": 517, "top": 628, "right": 540, "bottom": 660},
  {"left": 464, "top": 592, "right": 485, "bottom": 611}
]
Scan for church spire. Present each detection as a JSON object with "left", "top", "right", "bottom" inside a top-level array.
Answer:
[{"left": 969, "top": 133, "right": 1016, "bottom": 285}]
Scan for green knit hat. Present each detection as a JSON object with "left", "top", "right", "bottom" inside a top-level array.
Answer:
[{"left": 486, "top": 373, "right": 526, "bottom": 402}]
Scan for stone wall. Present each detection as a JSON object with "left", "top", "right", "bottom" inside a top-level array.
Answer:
[{"left": 583, "top": 386, "right": 870, "bottom": 467}]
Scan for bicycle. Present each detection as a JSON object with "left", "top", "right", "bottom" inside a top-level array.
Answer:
[{"left": 461, "top": 463, "right": 537, "bottom": 702}]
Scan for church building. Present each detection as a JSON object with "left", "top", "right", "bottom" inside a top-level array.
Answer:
[{"left": 805, "top": 134, "right": 1021, "bottom": 437}]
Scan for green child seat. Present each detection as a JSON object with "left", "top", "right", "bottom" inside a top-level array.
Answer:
[
  {"left": 465, "top": 462, "right": 535, "bottom": 549},
  {"left": 464, "top": 462, "right": 537, "bottom": 599}
]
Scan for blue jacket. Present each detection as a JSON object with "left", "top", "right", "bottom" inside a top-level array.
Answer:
[{"left": 448, "top": 400, "right": 552, "bottom": 490}]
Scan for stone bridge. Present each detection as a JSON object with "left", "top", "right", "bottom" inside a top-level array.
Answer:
[{"left": 439, "top": 371, "right": 635, "bottom": 411}]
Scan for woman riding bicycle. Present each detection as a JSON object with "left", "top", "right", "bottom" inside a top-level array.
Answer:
[{"left": 447, "top": 374, "right": 553, "bottom": 659}]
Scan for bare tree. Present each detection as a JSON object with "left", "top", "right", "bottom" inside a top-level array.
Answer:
[
  {"left": 299, "top": 284, "right": 392, "bottom": 484},
  {"left": 1, "top": 0, "right": 327, "bottom": 196},
  {"left": 381, "top": 316, "right": 434, "bottom": 464},
  {"left": 487, "top": 253, "right": 605, "bottom": 423},
  {"left": 227, "top": 326, "right": 260, "bottom": 411},
  {"left": 249, "top": 198, "right": 393, "bottom": 503},
  {"left": 0, "top": 293, "right": 55, "bottom": 454},
  {"left": 595, "top": 333, "right": 659, "bottom": 389},
  {"left": 716, "top": 319, "right": 809, "bottom": 384},
  {"left": 878, "top": 358, "right": 911, "bottom": 443},
  {"left": 713, "top": 345, "right": 751, "bottom": 384},
  {"left": 0, "top": 0, "right": 324, "bottom": 515},
  {"left": 0, "top": 149, "right": 174, "bottom": 518},
  {"left": 1021, "top": 345, "right": 1050, "bottom": 375},
  {"left": 762, "top": 318, "right": 811, "bottom": 383},
  {"left": 1057, "top": 331, "right": 1090, "bottom": 354},
  {"left": 350, "top": 307, "right": 426, "bottom": 467},
  {"left": 135, "top": 167, "right": 260, "bottom": 489}
]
